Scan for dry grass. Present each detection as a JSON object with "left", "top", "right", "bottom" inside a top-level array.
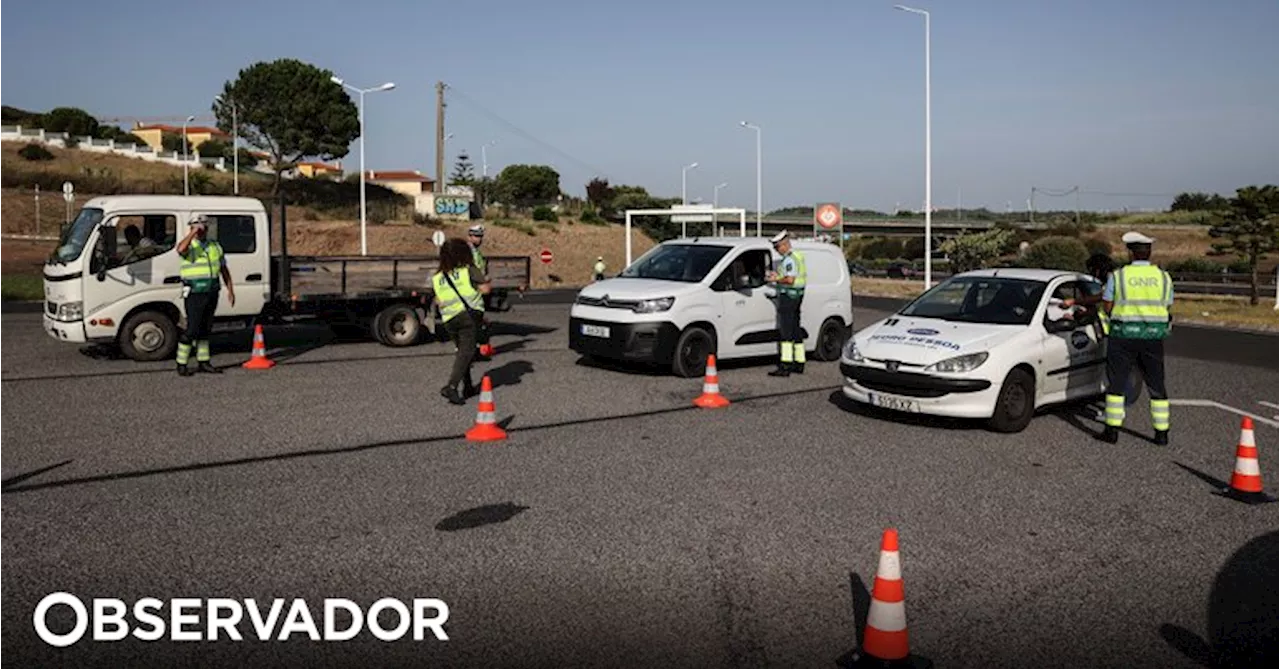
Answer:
[{"left": 1089, "top": 224, "right": 1217, "bottom": 262}]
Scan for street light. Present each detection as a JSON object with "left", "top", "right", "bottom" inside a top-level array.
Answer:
[
  {"left": 895, "top": 4, "right": 932, "bottom": 289},
  {"left": 739, "top": 121, "right": 761, "bottom": 237},
  {"left": 481, "top": 140, "right": 497, "bottom": 178},
  {"left": 182, "top": 115, "right": 195, "bottom": 196},
  {"left": 681, "top": 162, "right": 699, "bottom": 205},
  {"left": 331, "top": 75, "right": 396, "bottom": 256},
  {"left": 215, "top": 94, "right": 238, "bottom": 195},
  {"left": 714, "top": 182, "right": 729, "bottom": 234}
]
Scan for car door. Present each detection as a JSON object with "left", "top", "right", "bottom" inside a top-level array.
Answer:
[
  {"left": 192, "top": 211, "right": 269, "bottom": 318},
  {"left": 84, "top": 212, "right": 181, "bottom": 319},
  {"left": 1039, "top": 279, "right": 1106, "bottom": 399},
  {"left": 710, "top": 249, "right": 776, "bottom": 358}
]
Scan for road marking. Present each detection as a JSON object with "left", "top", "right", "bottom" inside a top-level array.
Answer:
[
  {"left": 1260, "top": 401, "right": 1280, "bottom": 421},
  {"left": 1170, "top": 399, "right": 1279, "bottom": 429}
]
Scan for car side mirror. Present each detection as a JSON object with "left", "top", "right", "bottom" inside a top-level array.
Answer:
[{"left": 710, "top": 274, "right": 732, "bottom": 292}]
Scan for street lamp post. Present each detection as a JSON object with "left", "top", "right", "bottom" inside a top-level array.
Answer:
[
  {"left": 481, "top": 140, "right": 497, "bottom": 178},
  {"left": 182, "top": 115, "right": 195, "bottom": 196},
  {"left": 895, "top": 4, "right": 932, "bottom": 289},
  {"left": 331, "top": 76, "right": 396, "bottom": 256},
  {"left": 215, "top": 95, "right": 239, "bottom": 195},
  {"left": 681, "top": 162, "right": 699, "bottom": 239},
  {"left": 442, "top": 133, "right": 455, "bottom": 188},
  {"left": 714, "top": 181, "right": 728, "bottom": 235},
  {"left": 738, "top": 121, "right": 762, "bottom": 237}
]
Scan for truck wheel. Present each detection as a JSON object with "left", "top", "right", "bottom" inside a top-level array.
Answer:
[
  {"left": 118, "top": 310, "right": 178, "bottom": 362},
  {"left": 374, "top": 304, "right": 421, "bottom": 347},
  {"left": 987, "top": 367, "right": 1035, "bottom": 433},
  {"left": 672, "top": 326, "right": 714, "bottom": 378},
  {"left": 812, "top": 317, "right": 849, "bottom": 362}
]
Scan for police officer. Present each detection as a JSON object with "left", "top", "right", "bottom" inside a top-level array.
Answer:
[
  {"left": 1099, "top": 231, "right": 1173, "bottom": 445},
  {"left": 466, "top": 223, "right": 494, "bottom": 359},
  {"left": 766, "top": 230, "right": 807, "bottom": 377},
  {"left": 175, "top": 215, "right": 235, "bottom": 376},
  {"left": 593, "top": 256, "right": 606, "bottom": 282},
  {"left": 432, "top": 238, "right": 491, "bottom": 404}
]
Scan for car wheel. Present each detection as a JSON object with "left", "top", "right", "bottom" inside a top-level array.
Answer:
[
  {"left": 813, "top": 317, "right": 849, "bottom": 362},
  {"left": 374, "top": 304, "right": 421, "bottom": 347},
  {"left": 118, "top": 310, "right": 178, "bottom": 362},
  {"left": 987, "top": 367, "right": 1036, "bottom": 433},
  {"left": 672, "top": 326, "right": 714, "bottom": 378}
]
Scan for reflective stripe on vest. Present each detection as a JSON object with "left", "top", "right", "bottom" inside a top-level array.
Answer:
[
  {"left": 780, "top": 251, "right": 807, "bottom": 296},
  {"left": 432, "top": 267, "right": 484, "bottom": 322},
  {"left": 471, "top": 246, "right": 487, "bottom": 275},
  {"left": 179, "top": 239, "right": 224, "bottom": 289},
  {"left": 1110, "top": 264, "right": 1171, "bottom": 338}
]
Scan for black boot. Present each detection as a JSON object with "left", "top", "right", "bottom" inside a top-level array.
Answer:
[
  {"left": 198, "top": 362, "right": 222, "bottom": 374},
  {"left": 768, "top": 365, "right": 791, "bottom": 377},
  {"left": 790, "top": 362, "right": 805, "bottom": 375},
  {"left": 177, "top": 364, "right": 194, "bottom": 377},
  {"left": 462, "top": 377, "right": 478, "bottom": 398},
  {"left": 1098, "top": 426, "right": 1119, "bottom": 444},
  {"left": 440, "top": 386, "right": 465, "bottom": 405},
  {"left": 1153, "top": 429, "right": 1169, "bottom": 446}
]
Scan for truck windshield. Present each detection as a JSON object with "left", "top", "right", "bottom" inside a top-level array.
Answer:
[
  {"left": 899, "top": 276, "right": 1048, "bottom": 325},
  {"left": 619, "top": 244, "right": 730, "bottom": 283},
  {"left": 51, "top": 207, "right": 105, "bottom": 263}
]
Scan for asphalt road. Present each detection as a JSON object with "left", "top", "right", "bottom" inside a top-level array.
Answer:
[{"left": 2, "top": 303, "right": 1276, "bottom": 668}]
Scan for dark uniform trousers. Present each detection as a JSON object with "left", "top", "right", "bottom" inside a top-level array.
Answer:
[
  {"left": 777, "top": 293, "right": 804, "bottom": 359},
  {"left": 1105, "top": 337, "right": 1168, "bottom": 401},
  {"left": 181, "top": 289, "right": 219, "bottom": 354}
]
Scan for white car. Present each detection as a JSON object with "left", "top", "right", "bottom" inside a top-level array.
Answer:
[
  {"left": 569, "top": 236, "right": 854, "bottom": 377},
  {"left": 839, "top": 268, "right": 1107, "bottom": 432}
]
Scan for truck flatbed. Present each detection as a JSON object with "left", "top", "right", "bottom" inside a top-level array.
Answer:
[{"left": 272, "top": 254, "right": 531, "bottom": 302}]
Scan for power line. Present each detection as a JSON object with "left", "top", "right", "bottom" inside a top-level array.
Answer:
[{"left": 444, "top": 85, "right": 611, "bottom": 180}]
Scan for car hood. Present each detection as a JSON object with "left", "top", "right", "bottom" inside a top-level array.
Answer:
[
  {"left": 576, "top": 278, "right": 700, "bottom": 301},
  {"left": 854, "top": 315, "right": 1016, "bottom": 365}
]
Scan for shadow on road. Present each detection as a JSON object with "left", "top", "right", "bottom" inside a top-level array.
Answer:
[
  {"left": 435, "top": 503, "right": 529, "bottom": 532},
  {"left": 1, "top": 459, "right": 73, "bottom": 491},
  {"left": 1159, "top": 530, "right": 1278, "bottom": 668},
  {"left": 1050, "top": 400, "right": 1157, "bottom": 444},
  {"left": 484, "top": 360, "right": 535, "bottom": 389},
  {"left": 826, "top": 390, "right": 982, "bottom": 432}
]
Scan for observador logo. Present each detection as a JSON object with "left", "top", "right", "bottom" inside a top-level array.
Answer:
[{"left": 32, "top": 593, "right": 450, "bottom": 646}]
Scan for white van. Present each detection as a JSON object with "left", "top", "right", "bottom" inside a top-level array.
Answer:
[{"left": 569, "top": 236, "right": 854, "bottom": 377}]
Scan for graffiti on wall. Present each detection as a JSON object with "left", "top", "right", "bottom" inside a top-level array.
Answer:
[{"left": 435, "top": 197, "right": 471, "bottom": 216}]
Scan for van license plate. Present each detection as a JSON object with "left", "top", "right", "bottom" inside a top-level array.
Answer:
[
  {"left": 868, "top": 392, "right": 919, "bottom": 413},
  {"left": 581, "top": 324, "right": 610, "bottom": 338}
]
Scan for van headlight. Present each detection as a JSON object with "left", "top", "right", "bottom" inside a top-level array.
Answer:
[
  {"left": 633, "top": 297, "right": 674, "bottom": 313},
  {"left": 843, "top": 339, "right": 864, "bottom": 362},
  {"left": 924, "top": 351, "right": 988, "bottom": 373},
  {"left": 55, "top": 301, "right": 83, "bottom": 322}
]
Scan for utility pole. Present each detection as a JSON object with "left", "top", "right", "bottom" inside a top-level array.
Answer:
[{"left": 435, "top": 81, "right": 446, "bottom": 194}]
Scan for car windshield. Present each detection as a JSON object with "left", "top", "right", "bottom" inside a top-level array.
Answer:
[
  {"left": 899, "top": 276, "right": 1048, "bottom": 325},
  {"left": 51, "top": 207, "right": 104, "bottom": 263},
  {"left": 619, "top": 244, "right": 730, "bottom": 283}
]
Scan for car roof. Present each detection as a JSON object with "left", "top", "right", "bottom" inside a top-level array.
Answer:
[
  {"left": 953, "top": 267, "right": 1090, "bottom": 282},
  {"left": 661, "top": 236, "right": 835, "bottom": 252},
  {"left": 83, "top": 195, "right": 267, "bottom": 213}
]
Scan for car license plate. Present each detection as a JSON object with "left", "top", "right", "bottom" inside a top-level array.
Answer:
[
  {"left": 581, "top": 324, "right": 610, "bottom": 338},
  {"left": 868, "top": 392, "right": 920, "bottom": 413}
]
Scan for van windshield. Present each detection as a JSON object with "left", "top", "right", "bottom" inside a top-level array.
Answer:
[
  {"left": 51, "top": 207, "right": 104, "bottom": 263},
  {"left": 619, "top": 244, "right": 730, "bottom": 283}
]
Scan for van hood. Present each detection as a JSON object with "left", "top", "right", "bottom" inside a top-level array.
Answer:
[
  {"left": 854, "top": 315, "right": 1015, "bottom": 365},
  {"left": 576, "top": 278, "right": 701, "bottom": 301}
]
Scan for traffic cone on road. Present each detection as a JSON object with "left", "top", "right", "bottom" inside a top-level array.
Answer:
[
  {"left": 845, "top": 528, "right": 933, "bottom": 668},
  {"left": 1222, "top": 417, "right": 1276, "bottom": 504},
  {"left": 241, "top": 325, "right": 275, "bottom": 370},
  {"left": 465, "top": 376, "right": 507, "bottom": 442},
  {"left": 693, "top": 355, "right": 730, "bottom": 408}
]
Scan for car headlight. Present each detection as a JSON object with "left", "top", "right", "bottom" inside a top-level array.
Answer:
[
  {"left": 924, "top": 351, "right": 988, "bottom": 373},
  {"left": 633, "top": 296, "right": 674, "bottom": 313},
  {"left": 55, "top": 301, "right": 83, "bottom": 322},
  {"left": 843, "top": 338, "right": 864, "bottom": 362}
]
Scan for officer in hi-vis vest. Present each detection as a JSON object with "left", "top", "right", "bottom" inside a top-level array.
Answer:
[
  {"left": 1099, "top": 231, "right": 1173, "bottom": 445},
  {"left": 175, "top": 215, "right": 235, "bottom": 376},
  {"left": 766, "top": 230, "right": 807, "bottom": 377},
  {"left": 432, "top": 238, "right": 491, "bottom": 405},
  {"left": 466, "top": 223, "right": 494, "bottom": 359}
]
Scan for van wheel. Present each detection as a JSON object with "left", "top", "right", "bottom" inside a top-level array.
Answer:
[
  {"left": 374, "top": 304, "right": 421, "bottom": 347},
  {"left": 672, "top": 326, "right": 714, "bottom": 378},
  {"left": 119, "top": 310, "right": 178, "bottom": 362},
  {"left": 813, "top": 317, "right": 849, "bottom": 362},
  {"left": 987, "top": 368, "right": 1035, "bottom": 433}
]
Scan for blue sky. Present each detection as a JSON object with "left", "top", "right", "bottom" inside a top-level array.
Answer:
[{"left": 3, "top": 0, "right": 1276, "bottom": 212}]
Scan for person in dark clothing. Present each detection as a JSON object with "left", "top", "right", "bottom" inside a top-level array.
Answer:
[{"left": 432, "top": 238, "right": 491, "bottom": 404}]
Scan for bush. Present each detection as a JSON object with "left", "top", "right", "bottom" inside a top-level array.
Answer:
[
  {"left": 411, "top": 212, "right": 441, "bottom": 226},
  {"left": 493, "top": 219, "right": 537, "bottom": 236},
  {"left": 196, "top": 139, "right": 230, "bottom": 159},
  {"left": 1083, "top": 237, "right": 1112, "bottom": 258},
  {"left": 1021, "top": 236, "right": 1089, "bottom": 271},
  {"left": 940, "top": 228, "right": 1015, "bottom": 273},
  {"left": 860, "top": 237, "right": 904, "bottom": 260},
  {"left": 1165, "top": 257, "right": 1223, "bottom": 273},
  {"left": 531, "top": 205, "right": 557, "bottom": 222},
  {"left": 18, "top": 143, "right": 54, "bottom": 161},
  {"left": 902, "top": 236, "right": 926, "bottom": 260}
]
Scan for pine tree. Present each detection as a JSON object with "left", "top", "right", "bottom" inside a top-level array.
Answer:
[
  {"left": 1208, "top": 185, "right": 1279, "bottom": 305},
  {"left": 450, "top": 151, "right": 476, "bottom": 186}
]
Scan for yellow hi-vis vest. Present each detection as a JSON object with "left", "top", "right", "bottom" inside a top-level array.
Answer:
[
  {"left": 471, "top": 246, "right": 487, "bottom": 275},
  {"left": 1109, "top": 264, "right": 1172, "bottom": 339},
  {"left": 779, "top": 251, "right": 807, "bottom": 297},
  {"left": 432, "top": 267, "right": 484, "bottom": 323},
  {"left": 179, "top": 239, "right": 224, "bottom": 293}
]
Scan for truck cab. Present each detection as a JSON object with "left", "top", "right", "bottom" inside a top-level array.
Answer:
[{"left": 43, "top": 195, "right": 271, "bottom": 361}]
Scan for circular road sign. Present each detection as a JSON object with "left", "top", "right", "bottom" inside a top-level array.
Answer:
[
  {"left": 539, "top": 249, "right": 553, "bottom": 264},
  {"left": 815, "top": 203, "right": 841, "bottom": 230},
  {"left": 431, "top": 230, "right": 446, "bottom": 247}
]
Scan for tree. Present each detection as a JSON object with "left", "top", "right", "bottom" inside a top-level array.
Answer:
[
  {"left": 450, "top": 151, "right": 476, "bottom": 186},
  {"left": 1022, "top": 236, "right": 1089, "bottom": 271},
  {"left": 42, "top": 107, "right": 99, "bottom": 137},
  {"left": 212, "top": 58, "right": 359, "bottom": 195},
  {"left": 586, "top": 177, "right": 615, "bottom": 213},
  {"left": 1208, "top": 185, "right": 1279, "bottom": 305},
  {"left": 494, "top": 164, "right": 560, "bottom": 207},
  {"left": 1171, "top": 191, "right": 1229, "bottom": 213},
  {"left": 940, "top": 229, "right": 1015, "bottom": 273}
]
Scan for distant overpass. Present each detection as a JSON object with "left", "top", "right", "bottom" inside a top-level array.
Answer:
[{"left": 693, "top": 215, "right": 1049, "bottom": 238}]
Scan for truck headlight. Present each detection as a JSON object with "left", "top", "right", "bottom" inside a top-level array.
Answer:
[
  {"left": 843, "top": 339, "right": 864, "bottom": 362},
  {"left": 55, "top": 301, "right": 83, "bottom": 322},
  {"left": 633, "top": 297, "right": 674, "bottom": 313},
  {"left": 924, "top": 351, "right": 988, "bottom": 373}
]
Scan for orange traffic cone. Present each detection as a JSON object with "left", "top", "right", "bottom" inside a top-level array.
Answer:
[
  {"left": 693, "top": 354, "right": 730, "bottom": 408},
  {"left": 465, "top": 376, "right": 507, "bottom": 442},
  {"left": 846, "top": 529, "right": 932, "bottom": 668},
  {"left": 479, "top": 343, "right": 495, "bottom": 357},
  {"left": 242, "top": 325, "right": 275, "bottom": 370},
  {"left": 1222, "top": 417, "right": 1276, "bottom": 504}
]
